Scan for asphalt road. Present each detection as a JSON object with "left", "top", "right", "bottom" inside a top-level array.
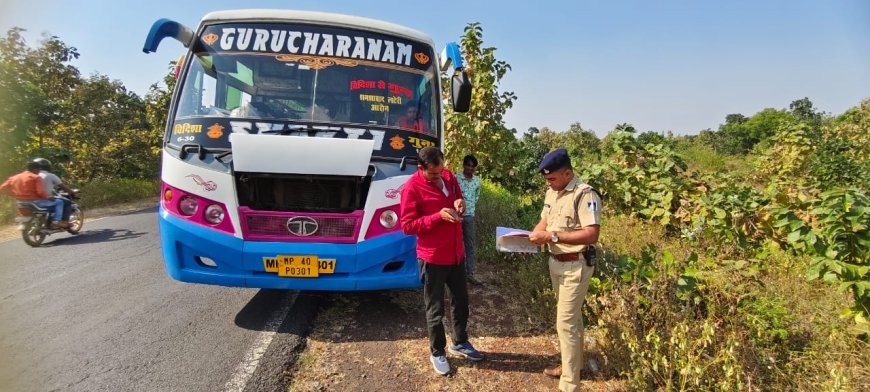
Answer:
[{"left": 0, "top": 207, "right": 317, "bottom": 392}]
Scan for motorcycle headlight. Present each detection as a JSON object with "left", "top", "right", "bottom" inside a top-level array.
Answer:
[
  {"left": 379, "top": 210, "right": 398, "bottom": 229},
  {"left": 179, "top": 196, "right": 198, "bottom": 216},
  {"left": 204, "top": 204, "right": 225, "bottom": 224}
]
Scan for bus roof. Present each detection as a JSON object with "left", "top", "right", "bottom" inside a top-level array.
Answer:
[{"left": 201, "top": 9, "right": 435, "bottom": 47}]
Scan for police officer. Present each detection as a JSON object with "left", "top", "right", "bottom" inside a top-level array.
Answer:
[{"left": 528, "top": 148, "right": 601, "bottom": 392}]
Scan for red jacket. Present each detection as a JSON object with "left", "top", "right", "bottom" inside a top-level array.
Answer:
[
  {"left": 0, "top": 171, "right": 48, "bottom": 201},
  {"left": 399, "top": 168, "right": 465, "bottom": 265}
]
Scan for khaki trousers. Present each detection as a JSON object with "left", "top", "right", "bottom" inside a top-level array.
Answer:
[{"left": 548, "top": 256, "right": 594, "bottom": 392}]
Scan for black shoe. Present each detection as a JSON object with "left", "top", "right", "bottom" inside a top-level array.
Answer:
[{"left": 467, "top": 275, "right": 482, "bottom": 286}]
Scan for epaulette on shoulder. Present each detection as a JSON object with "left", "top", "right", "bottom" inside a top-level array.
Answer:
[{"left": 573, "top": 183, "right": 601, "bottom": 222}]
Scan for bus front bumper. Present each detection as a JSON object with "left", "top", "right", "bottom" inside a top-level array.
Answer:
[{"left": 158, "top": 206, "right": 420, "bottom": 290}]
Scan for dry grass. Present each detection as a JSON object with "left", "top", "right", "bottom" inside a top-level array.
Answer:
[{"left": 287, "top": 268, "right": 627, "bottom": 392}]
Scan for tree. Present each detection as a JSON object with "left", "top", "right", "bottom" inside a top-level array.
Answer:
[
  {"left": 142, "top": 62, "right": 178, "bottom": 172},
  {"left": 0, "top": 28, "right": 80, "bottom": 175},
  {"left": 636, "top": 131, "right": 670, "bottom": 149},
  {"left": 789, "top": 97, "right": 822, "bottom": 127},
  {"left": 442, "top": 22, "right": 517, "bottom": 179},
  {"left": 560, "top": 122, "right": 601, "bottom": 161},
  {"left": 57, "top": 75, "right": 148, "bottom": 182},
  {"left": 724, "top": 113, "right": 747, "bottom": 125},
  {"left": 715, "top": 108, "right": 793, "bottom": 154},
  {"left": 498, "top": 127, "right": 548, "bottom": 194}
]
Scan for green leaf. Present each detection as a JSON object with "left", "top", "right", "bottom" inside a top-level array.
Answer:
[
  {"left": 838, "top": 281, "right": 854, "bottom": 293},
  {"left": 660, "top": 215, "right": 671, "bottom": 226},
  {"left": 804, "top": 262, "right": 823, "bottom": 280}
]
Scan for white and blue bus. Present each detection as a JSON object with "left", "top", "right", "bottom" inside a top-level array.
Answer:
[{"left": 143, "top": 10, "right": 470, "bottom": 290}]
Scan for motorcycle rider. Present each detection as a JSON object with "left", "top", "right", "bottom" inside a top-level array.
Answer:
[
  {"left": 33, "top": 158, "right": 77, "bottom": 222},
  {"left": 0, "top": 160, "right": 67, "bottom": 228}
]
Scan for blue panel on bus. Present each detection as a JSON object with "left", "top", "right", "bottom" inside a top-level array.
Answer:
[
  {"left": 158, "top": 205, "right": 420, "bottom": 290},
  {"left": 158, "top": 206, "right": 246, "bottom": 287}
]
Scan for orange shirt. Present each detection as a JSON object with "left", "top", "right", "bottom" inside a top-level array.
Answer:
[
  {"left": 0, "top": 171, "right": 49, "bottom": 201},
  {"left": 398, "top": 116, "right": 431, "bottom": 134}
]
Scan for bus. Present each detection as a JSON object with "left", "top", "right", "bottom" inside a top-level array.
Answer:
[{"left": 143, "top": 10, "right": 471, "bottom": 290}]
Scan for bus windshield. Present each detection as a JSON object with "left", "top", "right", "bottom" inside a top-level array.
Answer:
[{"left": 170, "top": 22, "right": 440, "bottom": 155}]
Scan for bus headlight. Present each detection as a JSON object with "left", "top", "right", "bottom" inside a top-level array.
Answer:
[
  {"left": 379, "top": 210, "right": 398, "bottom": 229},
  {"left": 179, "top": 196, "right": 198, "bottom": 216},
  {"left": 204, "top": 204, "right": 225, "bottom": 224}
]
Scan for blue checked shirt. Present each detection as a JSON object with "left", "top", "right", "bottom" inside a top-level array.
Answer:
[{"left": 455, "top": 173, "right": 481, "bottom": 217}]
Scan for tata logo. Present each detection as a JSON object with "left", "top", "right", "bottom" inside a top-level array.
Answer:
[{"left": 286, "top": 217, "right": 318, "bottom": 237}]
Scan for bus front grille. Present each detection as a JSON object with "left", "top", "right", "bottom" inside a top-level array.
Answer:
[{"left": 239, "top": 207, "right": 362, "bottom": 243}]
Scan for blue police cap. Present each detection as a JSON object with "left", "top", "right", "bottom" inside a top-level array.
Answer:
[{"left": 538, "top": 148, "right": 571, "bottom": 174}]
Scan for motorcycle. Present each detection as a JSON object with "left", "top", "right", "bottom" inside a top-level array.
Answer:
[{"left": 14, "top": 190, "right": 84, "bottom": 247}]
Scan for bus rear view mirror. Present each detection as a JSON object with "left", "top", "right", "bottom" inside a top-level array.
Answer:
[
  {"left": 451, "top": 71, "right": 472, "bottom": 113},
  {"left": 143, "top": 18, "right": 195, "bottom": 53}
]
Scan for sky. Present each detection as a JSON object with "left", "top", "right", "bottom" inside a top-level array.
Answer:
[{"left": 1, "top": 0, "right": 868, "bottom": 136}]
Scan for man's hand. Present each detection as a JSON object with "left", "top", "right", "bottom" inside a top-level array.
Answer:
[
  {"left": 454, "top": 199, "right": 466, "bottom": 216},
  {"left": 439, "top": 208, "right": 461, "bottom": 223},
  {"left": 529, "top": 230, "right": 551, "bottom": 245}
]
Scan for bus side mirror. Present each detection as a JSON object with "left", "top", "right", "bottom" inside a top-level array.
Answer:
[
  {"left": 451, "top": 70, "right": 472, "bottom": 113},
  {"left": 143, "top": 18, "right": 195, "bottom": 54}
]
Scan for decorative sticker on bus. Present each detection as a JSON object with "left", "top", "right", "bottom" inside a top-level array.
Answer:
[
  {"left": 196, "top": 23, "right": 435, "bottom": 71},
  {"left": 186, "top": 174, "right": 217, "bottom": 191},
  {"left": 350, "top": 80, "right": 413, "bottom": 98},
  {"left": 389, "top": 135, "right": 405, "bottom": 150},
  {"left": 385, "top": 188, "right": 401, "bottom": 199},
  {"left": 206, "top": 123, "right": 225, "bottom": 139}
]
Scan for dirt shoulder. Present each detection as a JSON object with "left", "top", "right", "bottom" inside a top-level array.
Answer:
[
  {"left": 0, "top": 198, "right": 158, "bottom": 241},
  {"left": 288, "top": 266, "right": 625, "bottom": 392}
]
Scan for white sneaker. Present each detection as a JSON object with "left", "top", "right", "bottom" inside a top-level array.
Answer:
[{"left": 430, "top": 354, "right": 450, "bottom": 375}]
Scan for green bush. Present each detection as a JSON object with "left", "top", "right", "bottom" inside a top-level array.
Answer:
[
  {"left": 75, "top": 178, "right": 160, "bottom": 209},
  {"left": 474, "top": 179, "right": 555, "bottom": 325},
  {"left": 589, "top": 233, "right": 868, "bottom": 390}
]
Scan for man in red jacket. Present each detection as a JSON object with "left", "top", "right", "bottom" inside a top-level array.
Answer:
[
  {"left": 1, "top": 160, "right": 66, "bottom": 228},
  {"left": 400, "top": 146, "right": 484, "bottom": 375}
]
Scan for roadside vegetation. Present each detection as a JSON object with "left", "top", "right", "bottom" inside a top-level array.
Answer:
[
  {"left": 445, "top": 22, "right": 869, "bottom": 391},
  {"left": 0, "top": 28, "right": 173, "bottom": 223},
  {"left": 2, "top": 23, "right": 867, "bottom": 390}
]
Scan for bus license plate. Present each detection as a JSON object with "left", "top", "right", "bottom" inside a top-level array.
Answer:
[{"left": 263, "top": 255, "right": 336, "bottom": 278}]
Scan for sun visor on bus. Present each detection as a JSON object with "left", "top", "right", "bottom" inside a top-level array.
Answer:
[{"left": 230, "top": 133, "right": 374, "bottom": 176}]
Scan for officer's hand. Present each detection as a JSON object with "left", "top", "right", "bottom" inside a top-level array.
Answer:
[
  {"left": 528, "top": 230, "right": 550, "bottom": 245},
  {"left": 439, "top": 208, "right": 460, "bottom": 223},
  {"left": 454, "top": 199, "right": 466, "bottom": 215}
]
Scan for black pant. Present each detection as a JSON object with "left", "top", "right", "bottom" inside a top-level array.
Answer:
[{"left": 420, "top": 260, "right": 469, "bottom": 357}]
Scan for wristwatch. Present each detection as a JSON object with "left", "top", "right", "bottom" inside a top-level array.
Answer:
[{"left": 551, "top": 232, "right": 559, "bottom": 243}]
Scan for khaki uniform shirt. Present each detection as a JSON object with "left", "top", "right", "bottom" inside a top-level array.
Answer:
[{"left": 541, "top": 176, "right": 602, "bottom": 254}]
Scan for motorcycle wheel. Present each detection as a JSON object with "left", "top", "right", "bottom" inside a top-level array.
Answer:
[
  {"left": 67, "top": 207, "right": 84, "bottom": 234},
  {"left": 22, "top": 223, "right": 46, "bottom": 247}
]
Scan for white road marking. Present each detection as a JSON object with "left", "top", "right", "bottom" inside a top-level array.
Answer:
[{"left": 223, "top": 291, "right": 298, "bottom": 392}]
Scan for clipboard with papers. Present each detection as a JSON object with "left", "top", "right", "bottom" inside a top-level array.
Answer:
[{"left": 496, "top": 227, "right": 545, "bottom": 253}]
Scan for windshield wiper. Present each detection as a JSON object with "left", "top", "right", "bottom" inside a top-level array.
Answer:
[
  {"left": 261, "top": 124, "right": 315, "bottom": 135},
  {"left": 261, "top": 122, "right": 349, "bottom": 135},
  {"left": 173, "top": 143, "right": 231, "bottom": 162}
]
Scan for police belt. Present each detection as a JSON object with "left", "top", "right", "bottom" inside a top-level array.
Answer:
[{"left": 551, "top": 252, "right": 581, "bottom": 262}]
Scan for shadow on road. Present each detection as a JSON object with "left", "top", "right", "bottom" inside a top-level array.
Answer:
[
  {"left": 234, "top": 289, "right": 322, "bottom": 335},
  {"left": 44, "top": 228, "right": 147, "bottom": 246}
]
